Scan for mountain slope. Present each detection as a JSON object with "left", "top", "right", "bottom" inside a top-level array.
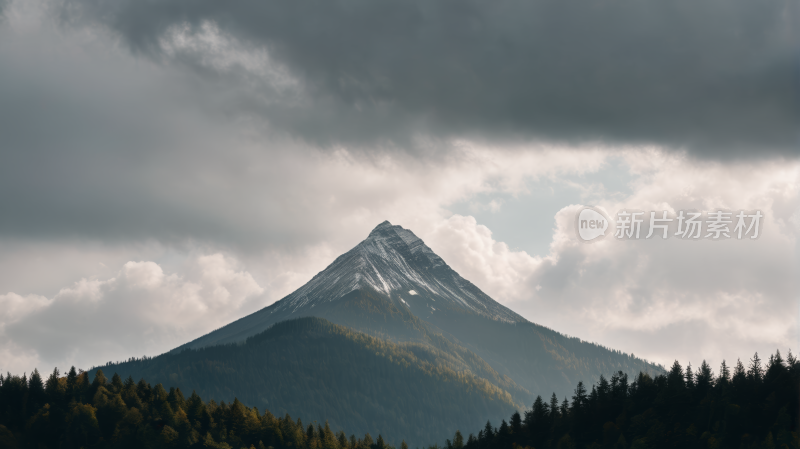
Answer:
[
  {"left": 94, "top": 317, "right": 520, "bottom": 447},
  {"left": 176, "top": 221, "right": 663, "bottom": 402}
]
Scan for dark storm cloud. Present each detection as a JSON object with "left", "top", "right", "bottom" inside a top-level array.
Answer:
[
  {"left": 62, "top": 0, "right": 799, "bottom": 158},
  {"left": 0, "top": 27, "right": 323, "bottom": 251}
]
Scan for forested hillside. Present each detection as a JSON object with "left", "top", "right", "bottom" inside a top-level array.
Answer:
[
  {"left": 1, "top": 350, "right": 795, "bottom": 448},
  {"left": 87, "top": 318, "right": 521, "bottom": 446},
  {"left": 0, "top": 366, "right": 402, "bottom": 449}
]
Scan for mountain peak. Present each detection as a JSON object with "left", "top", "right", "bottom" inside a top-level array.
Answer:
[
  {"left": 267, "top": 220, "right": 525, "bottom": 324},
  {"left": 367, "top": 220, "right": 399, "bottom": 239},
  {"left": 366, "top": 220, "right": 421, "bottom": 244},
  {"left": 370, "top": 220, "right": 393, "bottom": 233},
  {"left": 179, "top": 220, "right": 526, "bottom": 351},
  {"left": 361, "top": 221, "right": 436, "bottom": 261}
]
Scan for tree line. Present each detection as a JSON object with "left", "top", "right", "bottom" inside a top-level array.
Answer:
[
  {"left": 1, "top": 350, "right": 796, "bottom": 448},
  {"left": 443, "top": 351, "right": 798, "bottom": 449},
  {"left": 0, "top": 366, "right": 407, "bottom": 449}
]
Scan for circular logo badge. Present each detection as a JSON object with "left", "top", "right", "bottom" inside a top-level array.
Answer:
[{"left": 575, "top": 206, "right": 612, "bottom": 243}]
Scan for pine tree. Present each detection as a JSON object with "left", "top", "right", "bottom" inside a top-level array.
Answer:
[
  {"left": 597, "top": 375, "right": 610, "bottom": 401},
  {"left": 111, "top": 373, "right": 124, "bottom": 394},
  {"left": 319, "top": 422, "right": 338, "bottom": 449},
  {"left": 588, "top": 385, "right": 598, "bottom": 410},
  {"left": 90, "top": 369, "right": 108, "bottom": 400},
  {"left": 510, "top": 411, "right": 521, "bottom": 436},
  {"left": 718, "top": 360, "right": 731, "bottom": 385},
  {"left": 768, "top": 350, "right": 783, "bottom": 368},
  {"left": 96, "top": 392, "right": 127, "bottom": 440},
  {"left": 65, "top": 403, "right": 101, "bottom": 447},
  {"left": 529, "top": 395, "right": 550, "bottom": 448},
  {"left": 66, "top": 366, "right": 79, "bottom": 400},
  {"left": 452, "top": 430, "right": 464, "bottom": 449},
  {"left": 497, "top": 420, "right": 510, "bottom": 448},
  {"left": 338, "top": 431, "right": 350, "bottom": 449},
  {"left": 786, "top": 350, "right": 797, "bottom": 366},
  {"left": 560, "top": 398, "right": 569, "bottom": 419},
  {"left": 685, "top": 362, "right": 695, "bottom": 389},
  {"left": 18, "top": 373, "right": 30, "bottom": 420},
  {"left": 187, "top": 390, "right": 207, "bottom": 426},
  {"left": 695, "top": 360, "right": 713, "bottom": 398},
  {"left": 466, "top": 434, "right": 477, "bottom": 447},
  {"left": 733, "top": 359, "right": 746, "bottom": 383},
  {"left": 44, "top": 367, "right": 64, "bottom": 404},
  {"left": 482, "top": 421, "right": 494, "bottom": 440},
  {"left": 747, "top": 352, "right": 764, "bottom": 383},
  {"left": 307, "top": 423, "right": 316, "bottom": 444},
  {"left": 75, "top": 371, "right": 90, "bottom": 402},
  {"left": 571, "top": 382, "right": 587, "bottom": 411},
  {"left": 549, "top": 393, "right": 560, "bottom": 423},
  {"left": 28, "top": 368, "right": 45, "bottom": 410},
  {"left": 617, "top": 371, "right": 629, "bottom": 398},
  {"left": 230, "top": 397, "right": 249, "bottom": 439},
  {"left": 765, "top": 351, "right": 785, "bottom": 383},
  {"left": 668, "top": 360, "right": 685, "bottom": 389},
  {"left": 731, "top": 358, "right": 748, "bottom": 404},
  {"left": 136, "top": 378, "right": 151, "bottom": 403}
]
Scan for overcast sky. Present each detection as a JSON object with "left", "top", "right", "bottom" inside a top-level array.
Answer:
[{"left": 1, "top": 0, "right": 798, "bottom": 377}]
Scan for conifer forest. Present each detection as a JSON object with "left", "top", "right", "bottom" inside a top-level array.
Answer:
[{"left": 1, "top": 350, "right": 796, "bottom": 449}]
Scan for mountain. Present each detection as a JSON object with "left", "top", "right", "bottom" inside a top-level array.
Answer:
[
  {"left": 96, "top": 221, "right": 663, "bottom": 446},
  {"left": 176, "top": 221, "right": 662, "bottom": 399}
]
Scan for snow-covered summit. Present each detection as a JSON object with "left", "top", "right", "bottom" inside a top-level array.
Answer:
[
  {"left": 178, "top": 221, "right": 525, "bottom": 350},
  {"left": 272, "top": 221, "right": 524, "bottom": 323}
]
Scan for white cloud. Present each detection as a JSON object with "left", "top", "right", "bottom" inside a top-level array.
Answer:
[
  {"left": 0, "top": 254, "right": 265, "bottom": 375},
  {"left": 0, "top": 292, "right": 49, "bottom": 325},
  {"left": 123, "top": 261, "right": 164, "bottom": 290},
  {"left": 425, "top": 152, "right": 799, "bottom": 369},
  {"left": 426, "top": 215, "right": 544, "bottom": 303}
]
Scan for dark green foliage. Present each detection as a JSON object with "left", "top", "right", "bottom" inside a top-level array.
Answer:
[
  {"left": 453, "top": 350, "right": 799, "bottom": 449},
  {"left": 87, "top": 317, "right": 520, "bottom": 446},
  {"left": 1, "top": 368, "right": 400, "bottom": 449},
  {"left": 2, "top": 326, "right": 795, "bottom": 449}
]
